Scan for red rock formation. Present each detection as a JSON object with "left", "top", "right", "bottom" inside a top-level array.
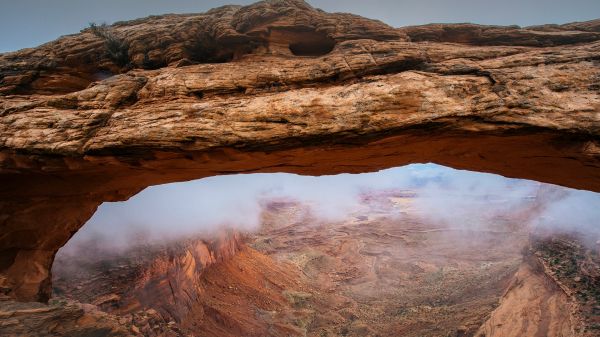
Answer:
[
  {"left": 476, "top": 234, "right": 600, "bottom": 337},
  {"left": 1, "top": 0, "right": 599, "bottom": 302},
  {"left": 51, "top": 231, "right": 315, "bottom": 336},
  {"left": 53, "top": 231, "right": 244, "bottom": 324},
  {"left": 400, "top": 21, "right": 600, "bottom": 46},
  {"left": 0, "top": 299, "right": 132, "bottom": 336}
]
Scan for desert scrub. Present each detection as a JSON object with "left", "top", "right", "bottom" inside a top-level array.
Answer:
[
  {"left": 88, "top": 22, "right": 130, "bottom": 67},
  {"left": 533, "top": 234, "right": 600, "bottom": 334},
  {"left": 283, "top": 290, "right": 313, "bottom": 308}
]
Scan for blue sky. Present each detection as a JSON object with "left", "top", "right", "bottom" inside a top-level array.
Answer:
[{"left": 2, "top": 0, "right": 600, "bottom": 52}]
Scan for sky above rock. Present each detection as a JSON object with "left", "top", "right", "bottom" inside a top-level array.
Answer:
[{"left": 1, "top": 0, "right": 600, "bottom": 52}]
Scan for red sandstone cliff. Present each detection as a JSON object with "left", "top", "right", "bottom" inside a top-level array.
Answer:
[
  {"left": 53, "top": 231, "right": 244, "bottom": 324},
  {"left": 50, "top": 229, "right": 319, "bottom": 337}
]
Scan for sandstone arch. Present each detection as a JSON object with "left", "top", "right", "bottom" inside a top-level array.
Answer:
[{"left": 1, "top": 0, "right": 600, "bottom": 302}]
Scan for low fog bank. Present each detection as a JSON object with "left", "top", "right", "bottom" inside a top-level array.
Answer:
[{"left": 57, "top": 163, "right": 600, "bottom": 257}]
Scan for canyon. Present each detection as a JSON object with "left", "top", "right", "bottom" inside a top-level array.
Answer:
[
  {"left": 2, "top": 186, "right": 595, "bottom": 336},
  {"left": 1, "top": 0, "right": 600, "bottom": 335}
]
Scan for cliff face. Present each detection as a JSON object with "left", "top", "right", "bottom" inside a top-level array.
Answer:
[
  {"left": 51, "top": 231, "right": 316, "bottom": 337},
  {"left": 476, "top": 234, "right": 600, "bottom": 337},
  {"left": 53, "top": 232, "right": 244, "bottom": 324},
  {"left": 1, "top": 0, "right": 600, "bottom": 302},
  {"left": 0, "top": 234, "right": 240, "bottom": 337},
  {"left": 475, "top": 256, "right": 575, "bottom": 337}
]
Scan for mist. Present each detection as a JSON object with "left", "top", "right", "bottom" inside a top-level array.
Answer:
[{"left": 58, "top": 163, "right": 600, "bottom": 256}]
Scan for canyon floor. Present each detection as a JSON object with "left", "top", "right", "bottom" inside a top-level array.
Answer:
[
  {"left": 247, "top": 192, "right": 529, "bottom": 337},
  {"left": 2, "top": 189, "right": 597, "bottom": 337}
]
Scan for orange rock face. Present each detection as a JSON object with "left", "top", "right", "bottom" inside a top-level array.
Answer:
[
  {"left": 53, "top": 231, "right": 245, "bottom": 325},
  {"left": 1, "top": 0, "right": 600, "bottom": 302},
  {"left": 51, "top": 230, "right": 314, "bottom": 337}
]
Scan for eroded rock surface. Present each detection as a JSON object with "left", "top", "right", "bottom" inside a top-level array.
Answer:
[
  {"left": 53, "top": 231, "right": 243, "bottom": 324},
  {"left": 0, "top": 299, "right": 132, "bottom": 337},
  {"left": 52, "top": 230, "right": 312, "bottom": 337},
  {"left": 476, "top": 233, "right": 600, "bottom": 337},
  {"left": 1, "top": 0, "right": 600, "bottom": 302}
]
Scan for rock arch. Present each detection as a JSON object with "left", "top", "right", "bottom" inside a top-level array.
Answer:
[{"left": 1, "top": 0, "right": 600, "bottom": 302}]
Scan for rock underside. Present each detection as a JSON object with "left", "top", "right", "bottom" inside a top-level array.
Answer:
[{"left": 0, "top": 0, "right": 599, "bottom": 303}]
